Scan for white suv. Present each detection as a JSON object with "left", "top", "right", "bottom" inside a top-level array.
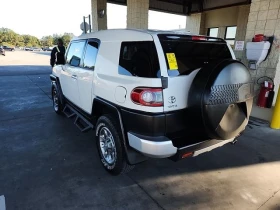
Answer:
[{"left": 50, "top": 29, "right": 253, "bottom": 175}]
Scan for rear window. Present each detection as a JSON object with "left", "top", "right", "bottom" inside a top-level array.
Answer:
[
  {"left": 118, "top": 41, "right": 160, "bottom": 78},
  {"left": 158, "top": 34, "right": 232, "bottom": 76}
]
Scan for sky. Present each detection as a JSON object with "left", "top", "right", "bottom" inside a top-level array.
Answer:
[{"left": 0, "top": 0, "right": 186, "bottom": 39}]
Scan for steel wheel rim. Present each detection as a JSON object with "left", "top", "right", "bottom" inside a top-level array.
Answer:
[
  {"left": 53, "top": 89, "right": 59, "bottom": 111},
  {"left": 99, "top": 127, "right": 117, "bottom": 165}
]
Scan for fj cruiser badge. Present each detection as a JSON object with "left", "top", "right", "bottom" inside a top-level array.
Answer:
[{"left": 168, "top": 96, "right": 176, "bottom": 104}]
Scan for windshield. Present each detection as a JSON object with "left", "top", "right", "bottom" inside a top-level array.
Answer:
[{"left": 158, "top": 34, "right": 232, "bottom": 77}]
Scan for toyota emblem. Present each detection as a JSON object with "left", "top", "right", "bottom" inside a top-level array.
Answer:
[{"left": 168, "top": 96, "right": 176, "bottom": 104}]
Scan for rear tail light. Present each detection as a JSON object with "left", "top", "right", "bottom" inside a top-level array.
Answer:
[
  {"left": 192, "top": 36, "right": 207, "bottom": 41},
  {"left": 131, "top": 88, "right": 163, "bottom": 107}
]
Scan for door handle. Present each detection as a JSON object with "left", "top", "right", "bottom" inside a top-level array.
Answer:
[{"left": 71, "top": 75, "right": 77, "bottom": 80}]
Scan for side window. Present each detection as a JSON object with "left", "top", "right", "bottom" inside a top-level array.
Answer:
[
  {"left": 118, "top": 41, "right": 160, "bottom": 78},
  {"left": 66, "top": 41, "right": 86, "bottom": 67},
  {"left": 83, "top": 41, "right": 99, "bottom": 70}
]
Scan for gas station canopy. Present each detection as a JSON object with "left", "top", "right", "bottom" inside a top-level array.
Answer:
[{"left": 108, "top": 0, "right": 251, "bottom": 15}]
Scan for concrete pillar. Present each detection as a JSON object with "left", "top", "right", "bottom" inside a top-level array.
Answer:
[
  {"left": 127, "top": 0, "right": 149, "bottom": 29},
  {"left": 235, "top": 5, "right": 250, "bottom": 42},
  {"left": 186, "top": 13, "right": 205, "bottom": 34},
  {"left": 217, "top": 27, "right": 226, "bottom": 39},
  {"left": 91, "top": 0, "right": 107, "bottom": 31},
  {"left": 234, "top": 5, "right": 250, "bottom": 59}
]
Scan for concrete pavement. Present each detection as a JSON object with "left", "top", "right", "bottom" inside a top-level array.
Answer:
[
  {"left": 0, "top": 51, "right": 50, "bottom": 76},
  {"left": 0, "top": 51, "right": 279, "bottom": 210}
]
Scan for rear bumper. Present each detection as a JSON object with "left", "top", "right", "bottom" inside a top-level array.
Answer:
[
  {"left": 127, "top": 132, "right": 177, "bottom": 158},
  {"left": 170, "top": 138, "right": 234, "bottom": 161},
  {"left": 127, "top": 132, "right": 235, "bottom": 160},
  {"left": 121, "top": 108, "right": 222, "bottom": 148}
]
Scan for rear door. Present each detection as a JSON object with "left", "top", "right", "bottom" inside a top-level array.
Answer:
[
  {"left": 60, "top": 40, "right": 86, "bottom": 106},
  {"left": 154, "top": 34, "right": 233, "bottom": 112}
]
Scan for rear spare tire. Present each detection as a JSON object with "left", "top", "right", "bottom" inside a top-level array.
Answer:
[{"left": 188, "top": 59, "right": 253, "bottom": 140}]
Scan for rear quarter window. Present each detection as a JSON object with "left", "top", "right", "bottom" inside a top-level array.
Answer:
[{"left": 118, "top": 41, "right": 160, "bottom": 78}]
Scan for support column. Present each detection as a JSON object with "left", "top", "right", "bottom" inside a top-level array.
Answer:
[
  {"left": 127, "top": 0, "right": 149, "bottom": 29},
  {"left": 234, "top": 5, "right": 250, "bottom": 59},
  {"left": 186, "top": 13, "right": 205, "bottom": 34},
  {"left": 217, "top": 27, "right": 226, "bottom": 39},
  {"left": 91, "top": 0, "right": 107, "bottom": 32}
]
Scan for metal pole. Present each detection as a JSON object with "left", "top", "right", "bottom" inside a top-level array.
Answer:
[
  {"left": 270, "top": 85, "right": 280, "bottom": 129},
  {"left": 88, "top": 15, "right": 92, "bottom": 33},
  {"left": 83, "top": 16, "right": 87, "bottom": 34}
]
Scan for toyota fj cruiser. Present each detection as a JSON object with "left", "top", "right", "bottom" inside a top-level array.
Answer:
[{"left": 50, "top": 29, "right": 253, "bottom": 175}]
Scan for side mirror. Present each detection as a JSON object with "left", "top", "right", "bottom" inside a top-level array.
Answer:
[{"left": 70, "top": 56, "right": 80, "bottom": 67}]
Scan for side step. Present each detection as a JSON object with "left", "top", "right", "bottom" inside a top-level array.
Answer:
[
  {"left": 63, "top": 105, "right": 76, "bottom": 118},
  {"left": 74, "top": 115, "right": 94, "bottom": 132},
  {"left": 63, "top": 104, "right": 94, "bottom": 132}
]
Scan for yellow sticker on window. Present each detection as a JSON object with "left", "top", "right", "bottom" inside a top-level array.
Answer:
[{"left": 166, "top": 53, "right": 178, "bottom": 70}]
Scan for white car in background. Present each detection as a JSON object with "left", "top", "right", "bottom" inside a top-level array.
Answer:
[{"left": 30, "top": 47, "right": 41, "bottom": 51}]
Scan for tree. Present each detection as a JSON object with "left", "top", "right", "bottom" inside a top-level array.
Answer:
[
  {"left": 0, "top": 28, "right": 18, "bottom": 46},
  {"left": 51, "top": 33, "right": 74, "bottom": 47},
  {"left": 15, "top": 35, "right": 25, "bottom": 47},
  {"left": 0, "top": 28, "right": 75, "bottom": 48},
  {"left": 22, "top": 35, "right": 40, "bottom": 47},
  {"left": 52, "top": 34, "right": 60, "bottom": 46},
  {"left": 41, "top": 36, "right": 53, "bottom": 47},
  {"left": 61, "top": 33, "right": 74, "bottom": 47}
]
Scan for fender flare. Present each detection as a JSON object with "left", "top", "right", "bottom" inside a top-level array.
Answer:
[
  {"left": 50, "top": 74, "right": 65, "bottom": 105},
  {"left": 92, "top": 98, "right": 148, "bottom": 165}
]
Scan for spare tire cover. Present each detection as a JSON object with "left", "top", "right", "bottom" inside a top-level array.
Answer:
[{"left": 188, "top": 59, "right": 253, "bottom": 140}]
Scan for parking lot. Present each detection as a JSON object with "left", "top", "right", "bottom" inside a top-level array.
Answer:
[{"left": 0, "top": 51, "right": 280, "bottom": 210}]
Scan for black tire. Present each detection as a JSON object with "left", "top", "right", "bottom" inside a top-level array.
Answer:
[
  {"left": 96, "top": 115, "right": 134, "bottom": 175},
  {"left": 51, "top": 83, "right": 63, "bottom": 115}
]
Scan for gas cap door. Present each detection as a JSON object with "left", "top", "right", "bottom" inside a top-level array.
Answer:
[{"left": 115, "top": 86, "right": 127, "bottom": 103}]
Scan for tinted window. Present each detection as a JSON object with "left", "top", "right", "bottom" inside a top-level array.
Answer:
[
  {"left": 118, "top": 41, "right": 160, "bottom": 78},
  {"left": 66, "top": 41, "right": 86, "bottom": 67},
  {"left": 83, "top": 41, "right": 99, "bottom": 70},
  {"left": 158, "top": 34, "right": 232, "bottom": 76}
]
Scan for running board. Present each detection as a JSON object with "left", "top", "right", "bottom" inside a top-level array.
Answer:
[
  {"left": 74, "top": 115, "right": 94, "bottom": 132},
  {"left": 63, "top": 105, "right": 76, "bottom": 118},
  {"left": 63, "top": 104, "right": 94, "bottom": 132}
]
